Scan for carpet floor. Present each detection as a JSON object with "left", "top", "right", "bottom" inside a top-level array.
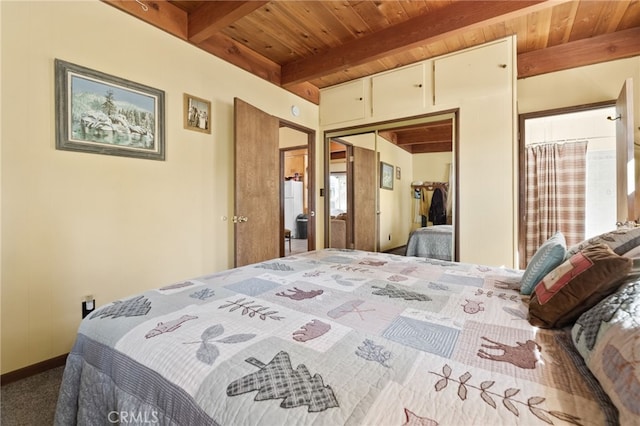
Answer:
[
  {"left": 385, "top": 245, "right": 407, "bottom": 256},
  {"left": 1, "top": 366, "right": 64, "bottom": 425}
]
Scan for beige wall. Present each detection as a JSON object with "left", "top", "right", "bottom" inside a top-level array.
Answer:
[
  {"left": 518, "top": 56, "right": 640, "bottom": 144},
  {"left": 412, "top": 152, "right": 453, "bottom": 228},
  {"left": 377, "top": 137, "right": 413, "bottom": 251},
  {"left": 413, "top": 152, "right": 452, "bottom": 183},
  {"left": 0, "top": 1, "right": 318, "bottom": 374}
]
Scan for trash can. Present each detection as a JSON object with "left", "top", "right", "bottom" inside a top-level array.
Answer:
[{"left": 296, "top": 214, "right": 308, "bottom": 239}]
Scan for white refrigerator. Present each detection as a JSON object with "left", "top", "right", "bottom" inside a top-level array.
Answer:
[{"left": 284, "top": 180, "right": 304, "bottom": 238}]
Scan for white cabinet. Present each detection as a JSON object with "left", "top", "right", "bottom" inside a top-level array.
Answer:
[
  {"left": 434, "top": 40, "right": 511, "bottom": 105},
  {"left": 372, "top": 63, "right": 430, "bottom": 118},
  {"left": 320, "top": 79, "right": 366, "bottom": 125}
]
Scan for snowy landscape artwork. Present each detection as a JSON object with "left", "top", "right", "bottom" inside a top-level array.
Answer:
[{"left": 55, "top": 59, "right": 165, "bottom": 160}]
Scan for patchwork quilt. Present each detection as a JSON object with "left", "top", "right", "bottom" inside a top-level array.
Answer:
[
  {"left": 405, "top": 225, "right": 453, "bottom": 260},
  {"left": 55, "top": 249, "right": 617, "bottom": 425}
]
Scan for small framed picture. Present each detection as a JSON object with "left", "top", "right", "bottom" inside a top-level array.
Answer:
[
  {"left": 380, "top": 161, "right": 394, "bottom": 190},
  {"left": 184, "top": 93, "right": 211, "bottom": 134},
  {"left": 396, "top": 166, "right": 401, "bottom": 180}
]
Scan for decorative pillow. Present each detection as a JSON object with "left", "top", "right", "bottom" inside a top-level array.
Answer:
[
  {"left": 520, "top": 231, "right": 566, "bottom": 295},
  {"left": 566, "top": 226, "right": 640, "bottom": 258},
  {"left": 622, "top": 244, "right": 640, "bottom": 258},
  {"left": 571, "top": 277, "right": 640, "bottom": 425},
  {"left": 528, "top": 244, "right": 632, "bottom": 328}
]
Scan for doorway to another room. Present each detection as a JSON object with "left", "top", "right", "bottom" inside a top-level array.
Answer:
[
  {"left": 280, "top": 126, "right": 314, "bottom": 257},
  {"left": 233, "top": 98, "right": 315, "bottom": 266},
  {"left": 519, "top": 103, "right": 617, "bottom": 268}
]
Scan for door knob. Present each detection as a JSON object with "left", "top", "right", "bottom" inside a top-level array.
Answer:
[
  {"left": 233, "top": 216, "right": 248, "bottom": 223},
  {"left": 310, "top": 211, "right": 315, "bottom": 217}
]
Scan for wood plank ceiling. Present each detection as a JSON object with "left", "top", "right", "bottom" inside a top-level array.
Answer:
[{"left": 104, "top": 0, "right": 640, "bottom": 153}]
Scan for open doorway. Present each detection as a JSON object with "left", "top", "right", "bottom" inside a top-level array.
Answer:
[
  {"left": 234, "top": 99, "right": 315, "bottom": 266},
  {"left": 280, "top": 125, "right": 315, "bottom": 257},
  {"left": 519, "top": 103, "right": 617, "bottom": 268}
]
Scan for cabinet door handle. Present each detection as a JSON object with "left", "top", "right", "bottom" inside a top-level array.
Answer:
[
  {"left": 415, "top": 83, "right": 423, "bottom": 88},
  {"left": 499, "top": 64, "right": 507, "bottom": 68}
]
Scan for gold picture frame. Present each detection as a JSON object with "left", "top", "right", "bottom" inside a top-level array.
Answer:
[{"left": 183, "top": 93, "right": 211, "bottom": 134}]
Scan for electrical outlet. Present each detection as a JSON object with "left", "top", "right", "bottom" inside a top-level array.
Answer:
[{"left": 82, "top": 295, "right": 95, "bottom": 319}]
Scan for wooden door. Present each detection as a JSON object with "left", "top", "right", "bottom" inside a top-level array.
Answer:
[
  {"left": 615, "top": 78, "right": 635, "bottom": 223},
  {"left": 234, "top": 98, "right": 280, "bottom": 266},
  {"left": 352, "top": 146, "right": 377, "bottom": 251}
]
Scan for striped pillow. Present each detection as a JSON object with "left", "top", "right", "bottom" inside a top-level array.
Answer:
[
  {"left": 566, "top": 226, "right": 640, "bottom": 258},
  {"left": 520, "top": 231, "right": 566, "bottom": 295}
]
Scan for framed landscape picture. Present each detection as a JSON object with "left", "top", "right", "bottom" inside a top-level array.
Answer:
[
  {"left": 183, "top": 93, "right": 211, "bottom": 134},
  {"left": 55, "top": 59, "right": 165, "bottom": 160},
  {"left": 380, "top": 161, "right": 394, "bottom": 190}
]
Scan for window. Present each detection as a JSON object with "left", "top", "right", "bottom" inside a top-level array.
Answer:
[{"left": 329, "top": 172, "right": 347, "bottom": 216}]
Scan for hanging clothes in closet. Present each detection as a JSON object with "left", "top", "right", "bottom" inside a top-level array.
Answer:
[
  {"left": 429, "top": 187, "right": 447, "bottom": 225},
  {"left": 414, "top": 183, "right": 448, "bottom": 227},
  {"left": 418, "top": 188, "right": 428, "bottom": 227}
]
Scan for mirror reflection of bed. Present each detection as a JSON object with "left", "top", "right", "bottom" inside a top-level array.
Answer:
[
  {"left": 406, "top": 181, "right": 453, "bottom": 260},
  {"left": 325, "top": 112, "right": 457, "bottom": 260}
]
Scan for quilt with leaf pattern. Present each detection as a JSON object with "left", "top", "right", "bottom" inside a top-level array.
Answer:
[{"left": 55, "top": 249, "right": 617, "bottom": 425}]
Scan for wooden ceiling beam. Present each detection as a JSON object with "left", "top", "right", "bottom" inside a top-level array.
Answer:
[
  {"left": 102, "top": 0, "right": 319, "bottom": 104},
  {"left": 411, "top": 142, "right": 453, "bottom": 154},
  {"left": 396, "top": 128, "right": 453, "bottom": 146},
  {"left": 188, "top": 1, "right": 268, "bottom": 44},
  {"left": 518, "top": 26, "right": 640, "bottom": 78},
  {"left": 102, "top": 0, "right": 188, "bottom": 40},
  {"left": 197, "top": 34, "right": 319, "bottom": 104},
  {"left": 281, "top": 0, "right": 561, "bottom": 86},
  {"left": 199, "top": 33, "right": 282, "bottom": 85},
  {"left": 288, "top": 82, "right": 320, "bottom": 105}
]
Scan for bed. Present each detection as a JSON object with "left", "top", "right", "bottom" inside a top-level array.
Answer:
[
  {"left": 55, "top": 231, "right": 640, "bottom": 425},
  {"left": 405, "top": 224, "right": 453, "bottom": 260}
]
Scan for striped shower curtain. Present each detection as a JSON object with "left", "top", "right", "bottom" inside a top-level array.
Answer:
[{"left": 524, "top": 141, "right": 588, "bottom": 264}]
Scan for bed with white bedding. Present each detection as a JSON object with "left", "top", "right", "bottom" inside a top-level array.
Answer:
[
  {"left": 55, "top": 238, "right": 640, "bottom": 425},
  {"left": 405, "top": 225, "right": 453, "bottom": 260}
]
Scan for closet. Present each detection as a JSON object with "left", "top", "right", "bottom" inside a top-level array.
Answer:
[
  {"left": 412, "top": 182, "right": 450, "bottom": 227},
  {"left": 320, "top": 36, "right": 517, "bottom": 267}
]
